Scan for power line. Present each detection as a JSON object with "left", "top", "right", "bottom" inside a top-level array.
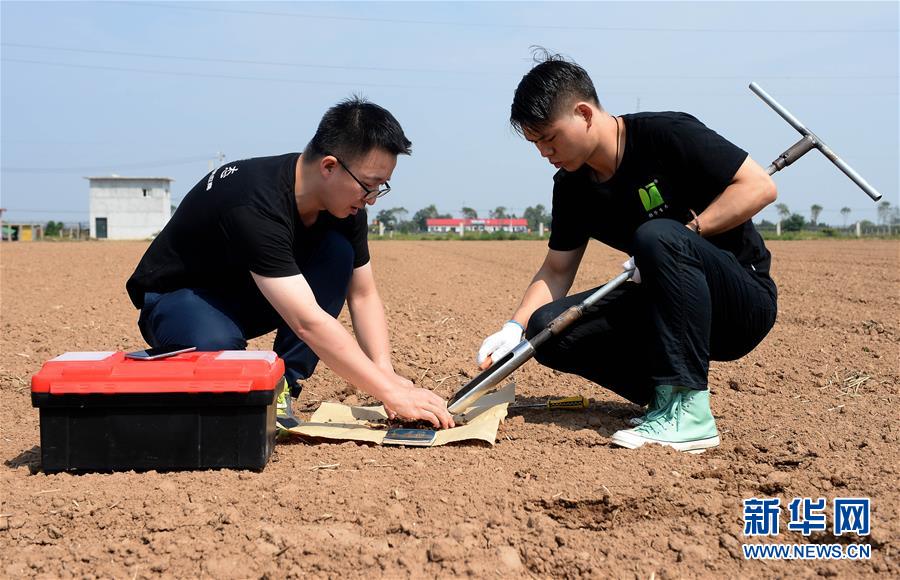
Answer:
[
  {"left": 4, "top": 58, "right": 896, "bottom": 97},
  {"left": 0, "top": 42, "right": 486, "bottom": 76},
  {"left": 3, "top": 43, "right": 896, "bottom": 81},
  {"left": 2, "top": 156, "right": 210, "bottom": 174},
  {"left": 0, "top": 58, "right": 460, "bottom": 90},
  {"left": 128, "top": 2, "right": 899, "bottom": 33}
]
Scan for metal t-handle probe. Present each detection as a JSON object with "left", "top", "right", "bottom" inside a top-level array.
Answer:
[
  {"left": 749, "top": 82, "right": 882, "bottom": 201},
  {"left": 448, "top": 268, "right": 634, "bottom": 414}
]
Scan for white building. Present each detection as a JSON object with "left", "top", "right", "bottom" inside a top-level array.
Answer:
[
  {"left": 87, "top": 176, "right": 173, "bottom": 239},
  {"left": 426, "top": 218, "right": 529, "bottom": 234}
]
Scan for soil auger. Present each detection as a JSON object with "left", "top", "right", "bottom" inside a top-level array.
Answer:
[{"left": 448, "top": 82, "right": 885, "bottom": 415}]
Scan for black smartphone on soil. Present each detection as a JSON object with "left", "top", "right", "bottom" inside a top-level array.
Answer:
[{"left": 382, "top": 428, "right": 436, "bottom": 446}]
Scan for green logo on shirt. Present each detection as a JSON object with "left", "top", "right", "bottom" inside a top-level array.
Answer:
[{"left": 638, "top": 181, "right": 664, "bottom": 212}]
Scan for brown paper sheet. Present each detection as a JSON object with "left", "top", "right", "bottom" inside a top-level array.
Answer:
[{"left": 286, "top": 384, "right": 515, "bottom": 446}]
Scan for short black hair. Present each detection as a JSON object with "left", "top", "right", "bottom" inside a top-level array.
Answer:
[
  {"left": 510, "top": 48, "right": 601, "bottom": 136},
  {"left": 304, "top": 96, "right": 412, "bottom": 162}
]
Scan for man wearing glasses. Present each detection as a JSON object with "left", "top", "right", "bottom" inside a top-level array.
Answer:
[{"left": 127, "top": 97, "right": 454, "bottom": 430}]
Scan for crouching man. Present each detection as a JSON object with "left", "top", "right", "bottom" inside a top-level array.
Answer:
[
  {"left": 127, "top": 97, "right": 454, "bottom": 431},
  {"left": 477, "top": 53, "right": 777, "bottom": 452}
]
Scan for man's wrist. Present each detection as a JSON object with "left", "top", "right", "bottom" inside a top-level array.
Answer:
[{"left": 375, "top": 360, "right": 395, "bottom": 374}]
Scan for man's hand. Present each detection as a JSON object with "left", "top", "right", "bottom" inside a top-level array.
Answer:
[
  {"left": 381, "top": 377, "right": 455, "bottom": 429},
  {"left": 622, "top": 256, "right": 642, "bottom": 284},
  {"left": 477, "top": 321, "right": 524, "bottom": 370}
]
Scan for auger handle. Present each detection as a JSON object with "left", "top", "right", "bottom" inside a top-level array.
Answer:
[{"left": 750, "top": 82, "right": 882, "bottom": 201}]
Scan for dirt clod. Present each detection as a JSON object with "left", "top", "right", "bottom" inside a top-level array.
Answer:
[
  {"left": 497, "top": 546, "right": 524, "bottom": 572},
  {"left": 427, "top": 539, "right": 461, "bottom": 562}
]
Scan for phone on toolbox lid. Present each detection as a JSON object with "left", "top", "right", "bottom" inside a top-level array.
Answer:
[{"left": 125, "top": 344, "right": 197, "bottom": 361}]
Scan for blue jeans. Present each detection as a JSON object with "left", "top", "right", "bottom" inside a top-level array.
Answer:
[{"left": 138, "top": 230, "right": 354, "bottom": 394}]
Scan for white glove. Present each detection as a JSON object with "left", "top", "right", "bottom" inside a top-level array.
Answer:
[
  {"left": 476, "top": 321, "right": 524, "bottom": 366},
  {"left": 623, "top": 256, "right": 642, "bottom": 284}
]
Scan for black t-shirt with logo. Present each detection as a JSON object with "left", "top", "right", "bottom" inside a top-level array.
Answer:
[
  {"left": 126, "top": 153, "right": 369, "bottom": 308},
  {"left": 549, "top": 112, "right": 771, "bottom": 276}
]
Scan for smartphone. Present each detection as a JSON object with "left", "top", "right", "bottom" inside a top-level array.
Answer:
[
  {"left": 125, "top": 344, "right": 196, "bottom": 361},
  {"left": 382, "top": 428, "right": 436, "bottom": 447}
]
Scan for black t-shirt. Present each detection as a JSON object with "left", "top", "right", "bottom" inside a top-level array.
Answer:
[
  {"left": 126, "top": 153, "right": 370, "bottom": 308},
  {"left": 549, "top": 112, "right": 771, "bottom": 276}
]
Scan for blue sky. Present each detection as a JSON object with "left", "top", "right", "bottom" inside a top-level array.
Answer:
[{"left": 1, "top": 1, "right": 897, "bottom": 226}]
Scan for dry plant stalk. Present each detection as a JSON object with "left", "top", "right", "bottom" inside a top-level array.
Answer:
[
  {"left": 822, "top": 370, "right": 872, "bottom": 398},
  {"left": 840, "top": 371, "right": 871, "bottom": 397},
  {"left": 310, "top": 463, "right": 340, "bottom": 471}
]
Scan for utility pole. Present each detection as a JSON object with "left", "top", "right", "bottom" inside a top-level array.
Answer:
[{"left": 209, "top": 151, "right": 226, "bottom": 172}]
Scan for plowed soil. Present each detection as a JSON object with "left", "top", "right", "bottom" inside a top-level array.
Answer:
[{"left": 1, "top": 239, "right": 897, "bottom": 578}]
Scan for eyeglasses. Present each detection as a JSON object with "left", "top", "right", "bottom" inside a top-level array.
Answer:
[{"left": 333, "top": 156, "right": 391, "bottom": 202}]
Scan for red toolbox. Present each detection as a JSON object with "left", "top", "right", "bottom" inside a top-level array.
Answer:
[{"left": 31, "top": 350, "right": 284, "bottom": 472}]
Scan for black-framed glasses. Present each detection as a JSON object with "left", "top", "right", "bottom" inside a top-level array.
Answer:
[{"left": 333, "top": 156, "right": 391, "bottom": 201}]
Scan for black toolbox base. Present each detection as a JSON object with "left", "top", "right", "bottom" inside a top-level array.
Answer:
[{"left": 35, "top": 393, "right": 276, "bottom": 472}]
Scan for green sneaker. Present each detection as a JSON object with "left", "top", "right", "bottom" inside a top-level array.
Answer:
[
  {"left": 611, "top": 387, "right": 720, "bottom": 453},
  {"left": 627, "top": 385, "right": 674, "bottom": 426},
  {"left": 275, "top": 377, "right": 300, "bottom": 431}
]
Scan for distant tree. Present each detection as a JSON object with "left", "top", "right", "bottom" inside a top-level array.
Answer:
[
  {"left": 412, "top": 205, "right": 439, "bottom": 232},
  {"left": 756, "top": 219, "right": 776, "bottom": 231},
  {"left": 810, "top": 204, "right": 823, "bottom": 226},
  {"left": 412, "top": 204, "right": 451, "bottom": 232},
  {"left": 390, "top": 207, "right": 415, "bottom": 233},
  {"left": 44, "top": 220, "right": 63, "bottom": 237},
  {"left": 461, "top": 206, "right": 478, "bottom": 219},
  {"left": 775, "top": 203, "right": 790, "bottom": 222},
  {"left": 375, "top": 207, "right": 408, "bottom": 229},
  {"left": 774, "top": 203, "right": 790, "bottom": 234},
  {"left": 392, "top": 207, "right": 409, "bottom": 224},
  {"left": 840, "top": 206, "right": 852, "bottom": 228},
  {"left": 375, "top": 208, "right": 397, "bottom": 228},
  {"left": 876, "top": 201, "right": 896, "bottom": 234},
  {"left": 877, "top": 201, "right": 892, "bottom": 226},
  {"left": 489, "top": 206, "right": 508, "bottom": 219},
  {"left": 783, "top": 213, "right": 806, "bottom": 232},
  {"left": 523, "top": 204, "right": 550, "bottom": 231}
]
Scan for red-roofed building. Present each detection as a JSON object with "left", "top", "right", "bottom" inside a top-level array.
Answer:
[{"left": 426, "top": 218, "right": 529, "bottom": 234}]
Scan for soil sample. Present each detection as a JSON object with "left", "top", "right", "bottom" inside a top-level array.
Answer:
[{"left": 387, "top": 418, "right": 439, "bottom": 430}]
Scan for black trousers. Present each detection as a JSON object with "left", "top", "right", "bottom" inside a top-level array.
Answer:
[{"left": 526, "top": 220, "right": 777, "bottom": 406}]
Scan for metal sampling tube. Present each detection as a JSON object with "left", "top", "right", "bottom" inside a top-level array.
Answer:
[
  {"left": 448, "top": 268, "right": 635, "bottom": 414},
  {"left": 448, "top": 341, "right": 536, "bottom": 415}
]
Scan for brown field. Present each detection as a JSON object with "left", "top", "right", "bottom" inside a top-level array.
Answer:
[{"left": 1, "top": 239, "right": 898, "bottom": 578}]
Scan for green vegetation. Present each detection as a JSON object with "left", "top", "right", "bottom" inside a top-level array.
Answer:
[
  {"left": 44, "top": 221, "right": 65, "bottom": 237},
  {"left": 20, "top": 201, "right": 900, "bottom": 243},
  {"left": 761, "top": 230, "right": 900, "bottom": 241},
  {"left": 371, "top": 204, "right": 549, "bottom": 235},
  {"left": 757, "top": 201, "right": 899, "bottom": 240}
]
